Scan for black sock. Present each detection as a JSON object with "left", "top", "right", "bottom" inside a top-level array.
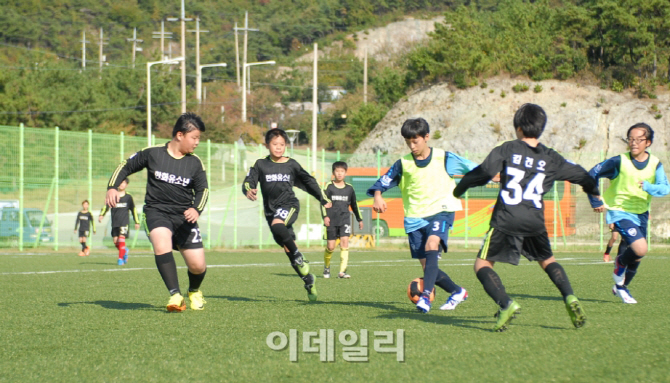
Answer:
[
  {"left": 81, "top": 242, "right": 87, "bottom": 250},
  {"left": 422, "top": 250, "right": 440, "bottom": 296},
  {"left": 544, "top": 262, "right": 574, "bottom": 299},
  {"left": 188, "top": 269, "right": 207, "bottom": 292},
  {"left": 271, "top": 223, "right": 298, "bottom": 254},
  {"left": 155, "top": 252, "right": 180, "bottom": 295},
  {"left": 605, "top": 245, "right": 612, "bottom": 255},
  {"left": 619, "top": 246, "right": 638, "bottom": 266},
  {"left": 286, "top": 251, "right": 307, "bottom": 277},
  {"left": 435, "top": 269, "right": 460, "bottom": 294},
  {"left": 624, "top": 257, "right": 643, "bottom": 286},
  {"left": 476, "top": 267, "right": 511, "bottom": 309}
]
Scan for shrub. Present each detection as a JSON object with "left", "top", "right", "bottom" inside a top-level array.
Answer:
[
  {"left": 533, "top": 84, "right": 543, "bottom": 93},
  {"left": 512, "top": 83, "right": 529, "bottom": 93}
]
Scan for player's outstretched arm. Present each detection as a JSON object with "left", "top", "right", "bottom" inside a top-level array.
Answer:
[
  {"left": 242, "top": 161, "right": 260, "bottom": 200},
  {"left": 586, "top": 156, "right": 619, "bottom": 209},
  {"left": 295, "top": 164, "right": 332, "bottom": 207},
  {"left": 454, "top": 147, "right": 502, "bottom": 198},
  {"left": 642, "top": 163, "right": 670, "bottom": 197},
  {"left": 366, "top": 160, "right": 402, "bottom": 210},
  {"left": 108, "top": 149, "right": 149, "bottom": 191}
]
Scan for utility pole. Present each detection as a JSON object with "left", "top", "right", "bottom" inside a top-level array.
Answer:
[
  {"left": 81, "top": 30, "right": 90, "bottom": 68},
  {"left": 234, "top": 22, "right": 240, "bottom": 86},
  {"left": 363, "top": 48, "right": 368, "bottom": 104},
  {"left": 126, "top": 28, "right": 143, "bottom": 68},
  {"left": 188, "top": 18, "right": 209, "bottom": 105},
  {"left": 98, "top": 28, "right": 109, "bottom": 74},
  {"left": 312, "top": 43, "right": 318, "bottom": 172},
  {"left": 234, "top": 12, "right": 259, "bottom": 91},
  {"left": 167, "top": 0, "right": 193, "bottom": 114},
  {"left": 152, "top": 21, "right": 173, "bottom": 60}
]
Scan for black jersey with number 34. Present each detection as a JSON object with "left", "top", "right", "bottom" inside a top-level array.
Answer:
[
  {"left": 243, "top": 156, "right": 330, "bottom": 216},
  {"left": 454, "top": 140, "right": 599, "bottom": 236}
]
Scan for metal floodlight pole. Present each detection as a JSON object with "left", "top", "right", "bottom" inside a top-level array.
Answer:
[
  {"left": 311, "top": 43, "right": 318, "bottom": 172},
  {"left": 166, "top": 0, "right": 193, "bottom": 114},
  {"left": 197, "top": 63, "right": 227, "bottom": 103},
  {"left": 99, "top": 28, "right": 109, "bottom": 73},
  {"left": 242, "top": 60, "right": 275, "bottom": 122},
  {"left": 147, "top": 57, "right": 184, "bottom": 146},
  {"left": 188, "top": 18, "right": 210, "bottom": 104}
]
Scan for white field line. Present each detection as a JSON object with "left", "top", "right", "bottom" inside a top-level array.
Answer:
[{"left": 0, "top": 257, "right": 643, "bottom": 276}]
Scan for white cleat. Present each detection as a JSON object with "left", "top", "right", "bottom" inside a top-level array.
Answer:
[
  {"left": 440, "top": 288, "right": 468, "bottom": 311},
  {"left": 612, "top": 285, "right": 637, "bottom": 304}
]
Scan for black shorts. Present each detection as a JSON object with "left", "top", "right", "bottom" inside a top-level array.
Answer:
[
  {"left": 111, "top": 226, "right": 129, "bottom": 238},
  {"left": 78, "top": 229, "right": 90, "bottom": 238},
  {"left": 266, "top": 205, "right": 299, "bottom": 247},
  {"left": 325, "top": 224, "right": 352, "bottom": 240},
  {"left": 477, "top": 228, "right": 553, "bottom": 265},
  {"left": 145, "top": 208, "right": 203, "bottom": 251}
]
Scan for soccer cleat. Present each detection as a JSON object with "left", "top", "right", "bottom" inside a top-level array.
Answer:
[
  {"left": 338, "top": 272, "right": 350, "bottom": 279},
  {"left": 166, "top": 293, "right": 187, "bottom": 312},
  {"left": 292, "top": 253, "right": 310, "bottom": 277},
  {"left": 493, "top": 300, "right": 521, "bottom": 332},
  {"left": 117, "top": 258, "right": 125, "bottom": 266},
  {"left": 303, "top": 274, "right": 317, "bottom": 301},
  {"left": 565, "top": 295, "right": 587, "bottom": 328},
  {"left": 188, "top": 290, "right": 207, "bottom": 310},
  {"left": 84, "top": 247, "right": 90, "bottom": 256},
  {"left": 612, "top": 285, "right": 637, "bottom": 304},
  {"left": 603, "top": 253, "right": 610, "bottom": 263},
  {"left": 78, "top": 251, "right": 86, "bottom": 257},
  {"left": 613, "top": 255, "right": 626, "bottom": 286},
  {"left": 440, "top": 288, "right": 468, "bottom": 311},
  {"left": 123, "top": 247, "right": 129, "bottom": 264},
  {"left": 416, "top": 295, "right": 431, "bottom": 313},
  {"left": 323, "top": 267, "right": 330, "bottom": 279}
]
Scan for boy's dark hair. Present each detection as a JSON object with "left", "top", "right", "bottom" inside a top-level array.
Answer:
[
  {"left": 82, "top": 200, "right": 89, "bottom": 205},
  {"left": 401, "top": 118, "right": 430, "bottom": 139},
  {"left": 332, "top": 161, "right": 348, "bottom": 173},
  {"left": 173, "top": 112, "right": 206, "bottom": 137},
  {"left": 121, "top": 178, "right": 129, "bottom": 184},
  {"left": 627, "top": 122, "right": 654, "bottom": 144},
  {"left": 513, "top": 103, "right": 547, "bottom": 139},
  {"left": 265, "top": 128, "right": 289, "bottom": 145}
]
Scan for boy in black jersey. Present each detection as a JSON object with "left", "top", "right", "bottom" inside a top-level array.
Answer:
[
  {"left": 99, "top": 178, "right": 140, "bottom": 265},
  {"left": 74, "top": 200, "right": 95, "bottom": 256},
  {"left": 106, "top": 113, "right": 209, "bottom": 312},
  {"left": 243, "top": 129, "right": 332, "bottom": 301},
  {"left": 323, "top": 161, "right": 363, "bottom": 279},
  {"left": 454, "top": 103, "right": 600, "bottom": 331}
]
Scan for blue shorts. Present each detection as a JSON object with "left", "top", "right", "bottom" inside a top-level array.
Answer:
[
  {"left": 613, "top": 212, "right": 648, "bottom": 245},
  {"left": 407, "top": 212, "right": 454, "bottom": 259}
]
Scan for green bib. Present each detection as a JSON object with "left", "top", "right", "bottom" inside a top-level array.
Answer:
[
  {"left": 399, "top": 148, "right": 462, "bottom": 218},
  {"left": 603, "top": 153, "right": 658, "bottom": 214}
]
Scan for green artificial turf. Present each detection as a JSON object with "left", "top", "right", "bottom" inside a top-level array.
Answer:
[{"left": 1, "top": 249, "right": 669, "bottom": 382}]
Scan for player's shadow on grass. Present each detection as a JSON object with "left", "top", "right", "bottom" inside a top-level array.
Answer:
[
  {"left": 512, "top": 293, "right": 611, "bottom": 304},
  {"left": 58, "top": 301, "right": 160, "bottom": 311},
  {"left": 272, "top": 273, "right": 300, "bottom": 277},
  {"left": 298, "top": 300, "right": 404, "bottom": 311},
  {"left": 208, "top": 295, "right": 275, "bottom": 302},
  {"left": 377, "top": 311, "right": 567, "bottom": 331}
]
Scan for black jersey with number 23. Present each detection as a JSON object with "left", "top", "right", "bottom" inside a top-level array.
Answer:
[{"left": 455, "top": 140, "right": 599, "bottom": 236}]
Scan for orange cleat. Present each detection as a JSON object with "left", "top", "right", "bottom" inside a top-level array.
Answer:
[{"left": 84, "top": 246, "right": 90, "bottom": 256}]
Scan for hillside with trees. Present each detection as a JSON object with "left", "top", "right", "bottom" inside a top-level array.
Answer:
[{"left": 1, "top": 1, "right": 669, "bottom": 151}]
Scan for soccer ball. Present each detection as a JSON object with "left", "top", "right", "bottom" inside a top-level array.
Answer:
[{"left": 407, "top": 277, "right": 435, "bottom": 304}]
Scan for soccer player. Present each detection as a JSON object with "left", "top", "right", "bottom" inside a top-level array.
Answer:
[
  {"left": 243, "top": 128, "right": 332, "bottom": 301},
  {"left": 367, "top": 118, "right": 476, "bottom": 314},
  {"left": 105, "top": 112, "right": 209, "bottom": 312},
  {"left": 99, "top": 178, "right": 140, "bottom": 266},
  {"left": 588, "top": 122, "right": 669, "bottom": 304},
  {"left": 74, "top": 200, "right": 95, "bottom": 256},
  {"left": 323, "top": 161, "right": 363, "bottom": 279},
  {"left": 454, "top": 103, "right": 599, "bottom": 331}
]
